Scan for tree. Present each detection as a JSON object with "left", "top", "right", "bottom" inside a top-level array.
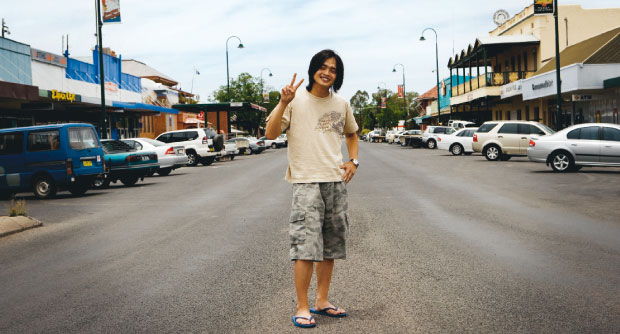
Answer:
[{"left": 211, "top": 72, "right": 279, "bottom": 135}]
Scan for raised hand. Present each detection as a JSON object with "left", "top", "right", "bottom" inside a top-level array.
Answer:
[{"left": 281, "top": 73, "right": 304, "bottom": 104}]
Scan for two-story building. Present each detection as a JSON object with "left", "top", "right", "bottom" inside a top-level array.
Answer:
[{"left": 448, "top": 4, "right": 620, "bottom": 128}]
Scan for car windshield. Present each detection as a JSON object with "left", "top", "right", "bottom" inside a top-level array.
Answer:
[
  {"left": 139, "top": 138, "right": 166, "bottom": 147},
  {"left": 539, "top": 124, "right": 556, "bottom": 134},
  {"left": 102, "top": 140, "right": 134, "bottom": 153}
]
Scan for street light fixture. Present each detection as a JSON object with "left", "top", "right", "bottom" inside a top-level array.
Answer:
[
  {"left": 226, "top": 36, "right": 244, "bottom": 102},
  {"left": 392, "top": 64, "right": 406, "bottom": 116},
  {"left": 420, "top": 27, "right": 441, "bottom": 125}
]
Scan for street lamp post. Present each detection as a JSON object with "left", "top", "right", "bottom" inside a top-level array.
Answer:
[
  {"left": 226, "top": 36, "right": 244, "bottom": 102},
  {"left": 225, "top": 35, "right": 244, "bottom": 133},
  {"left": 420, "top": 27, "right": 441, "bottom": 125},
  {"left": 392, "top": 64, "right": 407, "bottom": 119},
  {"left": 259, "top": 68, "right": 273, "bottom": 136}
]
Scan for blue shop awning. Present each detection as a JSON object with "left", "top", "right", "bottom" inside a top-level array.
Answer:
[
  {"left": 414, "top": 115, "right": 432, "bottom": 124},
  {"left": 112, "top": 101, "right": 178, "bottom": 114}
]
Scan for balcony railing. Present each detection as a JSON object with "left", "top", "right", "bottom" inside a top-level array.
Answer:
[{"left": 451, "top": 71, "right": 535, "bottom": 97}]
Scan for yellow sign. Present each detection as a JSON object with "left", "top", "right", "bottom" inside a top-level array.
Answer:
[{"left": 51, "top": 89, "right": 76, "bottom": 103}]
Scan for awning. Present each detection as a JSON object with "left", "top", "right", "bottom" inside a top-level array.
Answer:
[
  {"left": 112, "top": 101, "right": 177, "bottom": 114},
  {"left": 414, "top": 115, "right": 432, "bottom": 124}
]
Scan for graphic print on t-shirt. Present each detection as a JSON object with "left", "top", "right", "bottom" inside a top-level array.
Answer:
[{"left": 315, "top": 111, "right": 345, "bottom": 134}]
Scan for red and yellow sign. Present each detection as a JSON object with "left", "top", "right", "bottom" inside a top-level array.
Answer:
[{"left": 397, "top": 85, "right": 404, "bottom": 98}]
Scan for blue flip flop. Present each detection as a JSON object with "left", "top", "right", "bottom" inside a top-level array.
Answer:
[
  {"left": 292, "top": 316, "right": 317, "bottom": 328},
  {"left": 310, "top": 307, "right": 347, "bottom": 318}
]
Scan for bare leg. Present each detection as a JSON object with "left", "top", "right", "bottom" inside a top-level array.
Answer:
[
  {"left": 315, "top": 259, "right": 346, "bottom": 315},
  {"left": 293, "top": 260, "right": 316, "bottom": 325}
]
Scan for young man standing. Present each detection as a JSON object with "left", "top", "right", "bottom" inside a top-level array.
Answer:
[{"left": 265, "top": 49, "right": 359, "bottom": 328}]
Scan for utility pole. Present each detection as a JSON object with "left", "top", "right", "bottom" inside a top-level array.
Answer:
[
  {"left": 96, "top": 0, "right": 107, "bottom": 139},
  {"left": 2, "top": 18, "right": 10, "bottom": 38},
  {"left": 553, "top": 0, "right": 563, "bottom": 130}
]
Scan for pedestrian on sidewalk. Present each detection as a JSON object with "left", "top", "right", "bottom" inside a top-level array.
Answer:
[{"left": 265, "top": 49, "right": 359, "bottom": 329}]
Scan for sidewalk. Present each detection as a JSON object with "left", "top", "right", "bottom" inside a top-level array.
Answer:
[{"left": 0, "top": 216, "right": 42, "bottom": 238}]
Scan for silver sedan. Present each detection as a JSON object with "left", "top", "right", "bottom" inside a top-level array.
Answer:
[
  {"left": 122, "top": 138, "right": 188, "bottom": 176},
  {"left": 527, "top": 123, "right": 620, "bottom": 172}
]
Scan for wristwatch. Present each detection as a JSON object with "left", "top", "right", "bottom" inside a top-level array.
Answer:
[{"left": 350, "top": 159, "right": 359, "bottom": 168}]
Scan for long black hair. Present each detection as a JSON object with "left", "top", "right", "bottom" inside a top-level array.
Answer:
[{"left": 306, "top": 49, "right": 344, "bottom": 93}]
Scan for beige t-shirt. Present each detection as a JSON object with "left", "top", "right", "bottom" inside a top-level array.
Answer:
[{"left": 273, "top": 89, "right": 359, "bottom": 183}]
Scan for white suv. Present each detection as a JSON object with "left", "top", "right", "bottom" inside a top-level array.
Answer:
[
  {"left": 156, "top": 128, "right": 223, "bottom": 166},
  {"left": 422, "top": 126, "right": 456, "bottom": 149},
  {"left": 472, "top": 121, "right": 555, "bottom": 161}
]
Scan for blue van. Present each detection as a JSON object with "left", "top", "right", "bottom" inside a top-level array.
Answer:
[{"left": 0, "top": 123, "right": 105, "bottom": 199}]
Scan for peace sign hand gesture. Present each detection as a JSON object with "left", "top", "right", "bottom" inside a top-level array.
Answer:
[{"left": 281, "top": 73, "right": 304, "bottom": 104}]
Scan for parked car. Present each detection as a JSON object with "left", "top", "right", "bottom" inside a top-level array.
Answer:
[
  {"left": 447, "top": 120, "right": 476, "bottom": 129},
  {"left": 279, "top": 133, "right": 288, "bottom": 147},
  {"left": 259, "top": 136, "right": 285, "bottom": 149},
  {"left": 369, "top": 129, "right": 387, "bottom": 143},
  {"left": 437, "top": 127, "right": 478, "bottom": 155},
  {"left": 155, "top": 128, "right": 223, "bottom": 166},
  {"left": 220, "top": 140, "right": 238, "bottom": 160},
  {"left": 398, "top": 130, "right": 423, "bottom": 147},
  {"left": 528, "top": 123, "right": 620, "bottom": 172},
  {"left": 121, "top": 138, "right": 187, "bottom": 176},
  {"left": 246, "top": 137, "right": 266, "bottom": 154},
  {"left": 95, "top": 140, "right": 158, "bottom": 188},
  {"left": 422, "top": 126, "right": 457, "bottom": 149},
  {"left": 472, "top": 121, "right": 555, "bottom": 161},
  {"left": 0, "top": 123, "right": 105, "bottom": 199},
  {"left": 228, "top": 137, "right": 250, "bottom": 155},
  {"left": 386, "top": 131, "right": 398, "bottom": 144}
]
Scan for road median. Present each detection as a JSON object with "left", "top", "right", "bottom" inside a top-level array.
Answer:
[{"left": 0, "top": 216, "right": 42, "bottom": 238}]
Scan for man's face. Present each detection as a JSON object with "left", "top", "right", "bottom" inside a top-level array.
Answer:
[{"left": 313, "top": 57, "right": 337, "bottom": 89}]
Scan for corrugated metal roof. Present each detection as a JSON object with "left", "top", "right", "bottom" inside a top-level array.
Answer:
[
  {"left": 122, "top": 59, "right": 178, "bottom": 86},
  {"left": 536, "top": 26, "right": 620, "bottom": 74}
]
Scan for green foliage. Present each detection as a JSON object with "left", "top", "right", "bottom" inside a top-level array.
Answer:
[
  {"left": 360, "top": 129, "right": 371, "bottom": 135},
  {"left": 211, "top": 72, "right": 279, "bottom": 135},
  {"left": 9, "top": 198, "right": 27, "bottom": 217}
]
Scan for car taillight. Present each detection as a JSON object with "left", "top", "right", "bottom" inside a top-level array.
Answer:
[
  {"left": 202, "top": 136, "right": 208, "bottom": 144},
  {"left": 66, "top": 159, "right": 73, "bottom": 176},
  {"left": 165, "top": 147, "right": 174, "bottom": 155},
  {"left": 529, "top": 139, "right": 536, "bottom": 147},
  {"left": 473, "top": 134, "right": 478, "bottom": 142}
]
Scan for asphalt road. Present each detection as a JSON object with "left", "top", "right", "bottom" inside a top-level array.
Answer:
[{"left": 1, "top": 143, "right": 619, "bottom": 333}]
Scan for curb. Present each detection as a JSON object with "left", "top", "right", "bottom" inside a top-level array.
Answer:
[{"left": 0, "top": 216, "right": 42, "bottom": 238}]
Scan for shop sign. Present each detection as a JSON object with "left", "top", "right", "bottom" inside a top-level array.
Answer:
[
  {"left": 31, "top": 48, "right": 67, "bottom": 68},
  {"left": 102, "top": 0, "right": 121, "bottom": 24},
  {"left": 105, "top": 82, "right": 119, "bottom": 93},
  {"left": 500, "top": 80, "right": 522, "bottom": 99},
  {"left": 50, "top": 89, "right": 79, "bottom": 103},
  {"left": 534, "top": 0, "right": 553, "bottom": 15},
  {"left": 197, "top": 111, "right": 204, "bottom": 121},
  {"left": 230, "top": 102, "right": 243, "bottom": 107}
]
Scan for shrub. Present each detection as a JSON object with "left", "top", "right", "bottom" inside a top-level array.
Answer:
[{"left": 9, "top": 198, "right": 27, "bottom": 217}]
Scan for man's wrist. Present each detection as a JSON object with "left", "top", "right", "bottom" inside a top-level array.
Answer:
[{"left": 350, "top": 158, "right": 359, "bottom": 168}]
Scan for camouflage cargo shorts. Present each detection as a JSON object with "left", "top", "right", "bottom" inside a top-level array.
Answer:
[{"left": 289, "top": 182, "right": 349, "bottom": 261}]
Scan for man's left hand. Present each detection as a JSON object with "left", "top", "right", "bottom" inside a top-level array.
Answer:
[{"left": 340, "top": 161, "right": 357, "bottom": 184}]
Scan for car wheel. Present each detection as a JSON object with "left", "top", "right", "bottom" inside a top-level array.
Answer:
[
  {"left": 157, "top": 168, "right": 172, "bottom": 176},
  {"left": 201, "top": 156, "right": 216, "bottom": 166},
  {"left": 68, "top": 181, "right": 89, "bottom": 196},
  {"left": 33, "top": 175, "right": 57, "bottom": 199},
  {"left": 401, "top": 139, "right": 408, "bottom": 147},
  {"left": 427, "top": 139, "right": 436, "bottom": 149},
  {"left": 550, "top": 151, "right": 574, "bottom": 172},
  {"left": 500, "top": 154, "right": 512, "bottom": 161},
  {"left": 450, "top": 144, "right": 464, "bottom": 155},
  {"left": 271, "top": 143, "right": 277, "bottom": 149},
  {"left": 186, "top": 151, "right": 199, "bottom": 166},
  {"left": 92, "top": 177, "right": 110, "bottom": 189},
  {"left": 246, "top": 148, "right": 253, "bottom": 155},
  {"left": 120, "top": 176, "right": 140, "bottom": 186},
  {"left": 212, "top": 135, "right": 224, "bottom": 152},
  {"left": 484, "top": 145, "right": 501, "bottom": 161}
]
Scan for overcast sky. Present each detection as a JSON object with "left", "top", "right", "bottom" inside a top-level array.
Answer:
[{"left": 3, "top": 0, "right": 619, "bottom": 102}]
